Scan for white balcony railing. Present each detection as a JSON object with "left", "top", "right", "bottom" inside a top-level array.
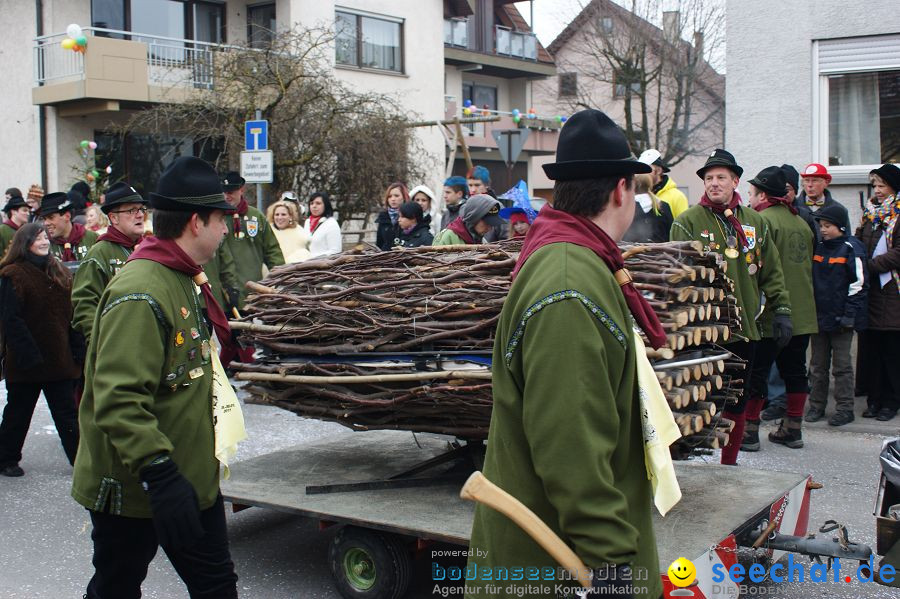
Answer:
[
  {"left": 34, "top": 27, "right": 240, "bottom": 90},
  {"left": 494, "top": 26, "right": 538, "bottom": 61},
  {"left": 443, "top": 18, "right": 468, "bottom": 48}
]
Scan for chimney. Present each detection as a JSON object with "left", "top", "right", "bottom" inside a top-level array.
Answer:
[
  {"left": 663, "top": 10, "right": 680, "bottom": 41},
  {"left": 693, "top": 31, "right": 704, "bottom": 56}
]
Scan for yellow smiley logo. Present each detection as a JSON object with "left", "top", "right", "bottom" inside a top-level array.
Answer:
[{"left": 667, "top": 557, "right": 696, "bottom": 588}]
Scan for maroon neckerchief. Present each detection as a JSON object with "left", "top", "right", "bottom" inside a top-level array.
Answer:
[
  {"left": 127, "top": 236, "right": 237, "bottom": 366},
  {"left": 446, "top": 217, "right": 476, "bottom": 244},
  {"left": 699, "top": 191, "right": 749, "bottom": 248},
  {"left": 512, "top": 204, "right": 668, "bottom": 349},
  {"left": 97, "top": 225, "right": 140, "bottom": 250},
  {"left": 753, "top": 195, "right": 797, "bottom": 215},
  {"left": 51, "top": 222, "right": 88, "bottom": 262},
  {"left": 231, "top": 197, "right": 248, "bottom": 237},
  {"left": 308, "top": 215, "right": 322, "bottom": 234},
  {"left": 2, "top": 219, "right": 20, "bottom": 231}
]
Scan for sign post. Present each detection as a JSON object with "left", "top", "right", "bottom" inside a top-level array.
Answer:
[
  {"left": 242, "top": 111, "right": 270, "bottom": 211},
  {"left": 492, "top": 128, "right": 530, "bottom": 188}
]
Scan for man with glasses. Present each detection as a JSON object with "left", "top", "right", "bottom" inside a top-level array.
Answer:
[{"left": 72, "top": 182, "right": 148, "bottom": 342}]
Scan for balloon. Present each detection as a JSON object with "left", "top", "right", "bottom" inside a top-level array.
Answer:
[
  {"left": 463, "top": 107, "right": 472, "bottom": 116},
  {"left": 105, "top": 165, "right": 112, "bottom": 174},
  {"left": 86, "top": 173, "right": 95, "bottom": 182},
  {"left": 463, "top": 99, "right": 472, "bottom": 108},
  {"left": 61, "top": 38, "right": 76, "bottom": 50},
  {"left": 75, "top": 36, "right": 87, "bottom": 48},
  {"left": 560, "top": 116, "right": 568, "bottom": 123},
  {"left": 88, "top": 141, "right": 97, "bottom": 150},
  {"left": 556, "top": 116, "right": 563, "bottom": 123},
  {"left": 511, "top": 108, "right": 520, "bottom": 117},
  {"left": 66, "top": 24, "right": 83, "bottom": 39},
  {"left": 481, "top": 104, "right": 490, "bottom": 116},
  {"left": 91, "top": 169, "right": 99, "bottom": 178},
  {"left": 513, "top": 116, "right": 521, "bottom": 124},
  {"left": 79, "top": 140, "right": 90, "bottom": 149}
]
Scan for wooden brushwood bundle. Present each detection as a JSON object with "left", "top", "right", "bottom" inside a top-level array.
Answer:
[{"left": 232, "top": 241, "right": 746, "bottom": 456}]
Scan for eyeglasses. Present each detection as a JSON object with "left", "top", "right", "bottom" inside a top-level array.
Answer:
[{"left": 110, "top": 207, "right": 148, "bottom": 216}]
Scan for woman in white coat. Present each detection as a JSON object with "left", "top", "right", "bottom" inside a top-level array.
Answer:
[
  {"left": 409, "top": 184, "right": 440, "bottom": 236},
  {"left": 303, "top": 192, "right": 342, "bottom": 258}
]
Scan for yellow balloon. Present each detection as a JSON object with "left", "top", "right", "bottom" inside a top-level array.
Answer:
[{"left": 61, "top": 38, "right": 76, "bottom": 50}]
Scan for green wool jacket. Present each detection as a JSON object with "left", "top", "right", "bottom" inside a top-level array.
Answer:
[
  {"left": 202, "top": 245, "right": 240, "bottom": 313},
  {"left": 71, "top": 259, "right": 219, "bottom": 518},
  {"left": 466, "top": 243, "right": 662, "bottom": 599},
  {"left": 0, "top": 222, "right": 16, "bottom": 257},
  {"left": 50, "top": 229, "right": 98, "bottom": 262},
  {"left": 432, "top": 228, "right": 468, "bottom": 246},
  {"left": 756, "top": 204, "right": 818, "bottom": 337},
  {"left": 223, "top": 206, "right": 284, "bottom": 306},
  {"left": 671, "top": 204, "right": 790, "bottom": 341},
  {"left": 71, "top": 239, "right": 133, "bottom": 342}
]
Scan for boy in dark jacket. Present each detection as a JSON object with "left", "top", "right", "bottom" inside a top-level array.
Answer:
[{"left": 806, "top": 203, "right": 868, "bottom": 426}]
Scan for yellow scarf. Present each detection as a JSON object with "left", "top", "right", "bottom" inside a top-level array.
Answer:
[{"left": 632, "top": 330, "right": 682, "bottom": 516}]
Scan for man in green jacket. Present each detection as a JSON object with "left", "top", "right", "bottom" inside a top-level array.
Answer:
[
  {"left": 671, "top": 150, "right": 792, "bottom": 465},
  {"left": 742, "top": 166, "right": 818, "bottom": 450},
  {"left": 38, "top": 192, "right": 98, "bottom": 263},
  {"left": 72, "top": 156, "right": 238, "bottom": 598},
  {"left": 466, "top": 109, "right": 666, "bottom": 599},
  {"left": 1, "top": 194, "right": 30, "bottom": 257},
  {"left": 221, "top": 171, "right": 284, "bottom": 306},
  {"left": 71, "top": 182, "right": 148, "bottom": 342}
]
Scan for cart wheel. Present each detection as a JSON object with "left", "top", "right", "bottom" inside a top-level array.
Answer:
[{"left": 329, "top": 526, "right": 412, "bottom": 599}]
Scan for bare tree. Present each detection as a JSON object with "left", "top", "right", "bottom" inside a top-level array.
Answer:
[
  {"left": 118, "top": 25, "right": 427, "bottom": 215},
  {"left": 557, "top": 0, "right": 725, "bottom": 167}
]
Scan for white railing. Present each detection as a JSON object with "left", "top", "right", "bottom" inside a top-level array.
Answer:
[
  {"left": 34, "top": 27, "right": 241, "bottom": 90},
  {"left": 444, "top": 18, "right": 468, "bottom": 48},
  {"left": 494, "top": 26, "right": 538, "bottom": 61}
]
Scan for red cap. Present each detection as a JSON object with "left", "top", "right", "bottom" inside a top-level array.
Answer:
[{"left": 801, "top": 163, "right": 832, "bottom": 182}]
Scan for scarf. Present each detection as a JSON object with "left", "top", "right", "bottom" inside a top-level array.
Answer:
[
  {"left": 863, "top": 195, "right": 900, "bottom": 294},
  {"left": 2, "top": 219, "right": 20, "bottom": 231},
  {"left": 753, "top": 195, "right": 797, "bottom": 215},
  {"left": 231, "top": 198, "right": 248, "bottom": 237},
  {"left": 127, "top": 236, "right": 237, "bottom": 366},
  {"left": 512, "top": 205, "right": 668, "bottom": 349},
  {"left": 402, "top": 224, "right": 417, "bottom": 235},
  {"left": 699, "top": 192, "right": 749, "bottom": 248},
  {"left": 97, "top": 225, "right": 140, "bottom": 250},
  {"left": 24, "top": 251, "right": 49, "bottom": 269},
  {"left": 387, "top": 207, "right": 399, "bottom": 226},
  {"left": 446, "top": 216, "right": 476, "bottom": 245},
  {"left": 51, "top": 222, "right": 88, "bottom": 262}
]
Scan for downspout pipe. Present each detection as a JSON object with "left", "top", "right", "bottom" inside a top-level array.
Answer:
[{"left": 36, "top": 0, "right": 47, "bottom": 190}]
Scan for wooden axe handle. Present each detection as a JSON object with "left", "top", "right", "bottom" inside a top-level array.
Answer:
[{"left": 460, "top": 471, "right": 592, "bottom": 589}]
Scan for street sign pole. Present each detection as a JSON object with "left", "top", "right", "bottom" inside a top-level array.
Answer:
[
  {"left": 255, "top": 109, "right": 263, "bottom": 212},
  {"left": 492, "top": 128, "right": 530, "bottom": 190}
]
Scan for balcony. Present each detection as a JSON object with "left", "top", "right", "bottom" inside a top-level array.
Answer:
[
  {"left": 443, "top": 99, "right": 560, "bottom": 156},
  {"left": 32, "top": 28, "right": 234, "bottom": 114},
  {"left": 442, "top": 19, "right": 554, "bottom": 78}
]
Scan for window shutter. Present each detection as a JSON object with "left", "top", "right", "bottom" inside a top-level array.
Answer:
[{"left": 818, "top": 34, "right": 900, "bottom": 73}]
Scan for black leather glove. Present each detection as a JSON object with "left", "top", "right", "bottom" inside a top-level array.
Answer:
[
  {"left": 591, "top": 565, "right": 634, "bottom": 598},
  {"left": 772, "top": 314, "right": 793, "bottom": 349},
  {"left": 225, "top": 286, "right": 241, "bottom": 316},
  {"left": 69, "top": 327, "right": 87, "bottom": 366},
  {"left": 839, "top": 316, "right": 855, "bottom": 330},
  {"left": 139, "top": 456, "right": 204, "bottom": 550}
]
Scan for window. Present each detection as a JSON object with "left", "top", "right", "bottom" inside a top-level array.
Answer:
[
  {"left": 335, "top": 10, "right": 403, "bottom": 73},
  {"left": 827, "top": 70, "right": 900, "bottom": 165},
  {"left": 600, "top": 17, "right": 613, "bottom": 34},
  {"left": 90, "top": 1, "right": 225, "bottom": 42},
  {"left": 248, "top": 3, "right": 277, "bottom": 48},
  {"left": 559, "top": 73, "right": 577, "bottom": 98},
  {"left": 463, "top": 82, "right": 498, "bottom": 111},
  {"left": 91, "top": 0, "right": 125, "bottom": 37},
  {"left": 614, "top": 80, "right": 641, "bottom": 97}
]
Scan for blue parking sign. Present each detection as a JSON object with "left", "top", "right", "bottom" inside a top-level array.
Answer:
[{"left": 245, "top": 120, "right": 268, "bottom": 151}]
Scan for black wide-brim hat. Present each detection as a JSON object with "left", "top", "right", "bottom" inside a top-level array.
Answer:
[
  {"left": 37, "top": 192, "right": 73, "bottom": 217},
  {"left": 870, "top": 163, "right": 900, "bottom": 195},
  {"left": 748, "top": 166, "right": 788, "bottom": 197},
  {"left": 2, "top": 195, "right": 27, "bottom": 214},
  {"left": 543, "top": 109, "right": 651, "bottom": 180},
  {"left": 812, "top": 202, "right": 850, "bottom": 232},
  {"left": 780, "top": 164, "right": 800, "bottom": 192},
  {"left": 101, "top": 181, "right": 147, "bottom": 214},
  {"left": 149, "top": 157, "right": 232, "bottom": 212},
  {"left": 697, "top": 149, "right": 743, "bottom": 179},
  {"left": 221, "top": 171, "right": 246, "bottom": 192}
]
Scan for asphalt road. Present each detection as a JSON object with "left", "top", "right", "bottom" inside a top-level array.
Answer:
[{"left": 0, "top": 382, "right": 898, "bottom": 599}]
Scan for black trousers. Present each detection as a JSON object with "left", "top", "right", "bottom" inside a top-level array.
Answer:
[
  {"left": 749, "top": 335, "right": 810, "bottom": 400},
  {"left": 725, "top": 340, "right": 756, "bottom": 413},
  {"left": 0, "top": 379, "right": 78, "bottom": 466},
  {"left": 861, "top": 330, "right": 900, "bottom": 411},
  {"left": 86, "top": 494, "right": 238, "bottom": 599}
]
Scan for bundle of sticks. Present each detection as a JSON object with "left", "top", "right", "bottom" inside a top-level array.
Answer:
[{"left": 232, "top": 240, "right": 746, "bottom": 457}]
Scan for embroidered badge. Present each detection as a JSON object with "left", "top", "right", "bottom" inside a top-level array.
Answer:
[
  {"left": 742, "top": 225, "right": 757, "bottom": 250},
  {"left": 189, "top": 348, "right": 197, "bottom": 361},
  {"left": 201, "top": 340, "right": 211, "bottom": 360},
  {"left": 180, "top": 306, "right": 189, "bottom": 319},
  {"left": 246, "top": 219, "right": 259, "bottom": 238},
  {"left": 188, "top": 367, "right": 204, "bottom": 379},
  {"left": 190, "top": 327, "right": 200, "bottom": 340},
  {"left": 174, "top": 330, "right": 185, "bottom": 347}
]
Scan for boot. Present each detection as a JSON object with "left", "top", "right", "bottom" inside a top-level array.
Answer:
[
  {"left": 769, "top": 417, "right": 803, "bottom": 448},
  {"left": 720, "top": 411, "right": 745, "bottom": 465},
  {"left": 741, "top": 419, "right": 761, "bottom": 452}
]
